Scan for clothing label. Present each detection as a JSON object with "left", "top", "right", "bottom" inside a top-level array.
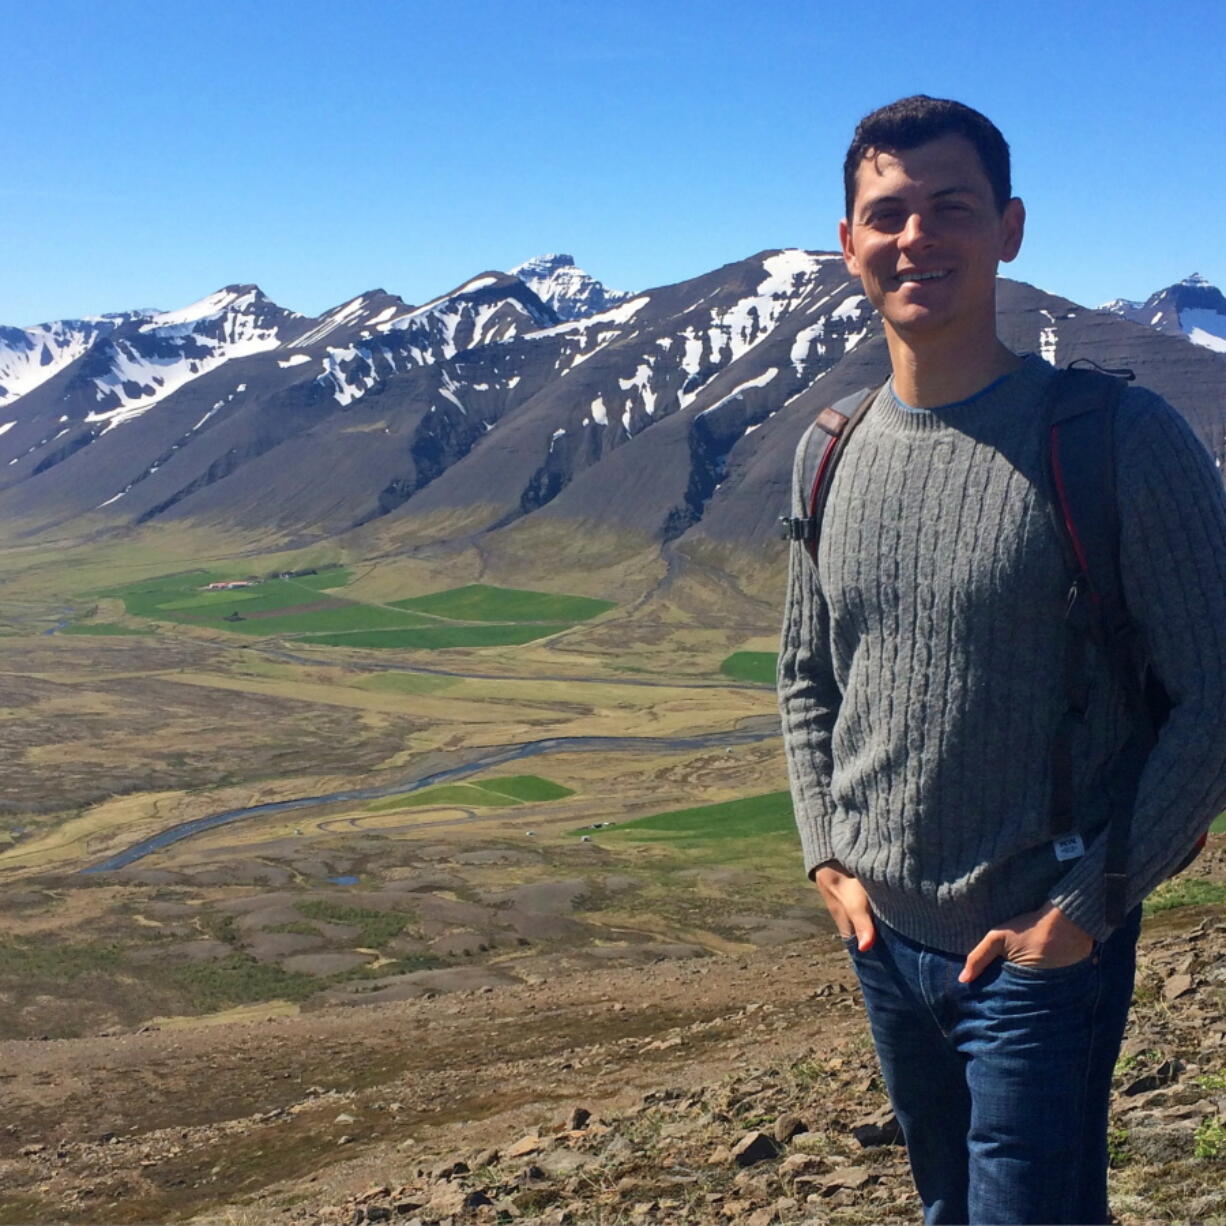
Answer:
[{"left": 1053, "top": 834, "right": 1085, "bottom": 862}]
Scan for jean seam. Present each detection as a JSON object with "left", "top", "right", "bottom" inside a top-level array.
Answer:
[{"left": 1068, "top": 953, "right": 1105, "bottom": 1217}]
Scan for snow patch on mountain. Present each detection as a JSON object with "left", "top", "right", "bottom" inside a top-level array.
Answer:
[
  {"left": 697, "top": 367, "right": 779, "bottom": 419},
  {"left": 145, "top": 287, "right": 264, "bottom": 330},
  {"left": 1181, "top": 308, "right": 1226, "bottom": 353}
]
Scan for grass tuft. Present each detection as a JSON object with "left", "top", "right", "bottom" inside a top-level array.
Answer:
[{"left": 1142, "top": 878, "right": 1226, "bottom": 915}]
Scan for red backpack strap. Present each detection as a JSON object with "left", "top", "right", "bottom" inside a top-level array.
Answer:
[{"left": 779, "top": 385, "right": 880, "bottom": 566}]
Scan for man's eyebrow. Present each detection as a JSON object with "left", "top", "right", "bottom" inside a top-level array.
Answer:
[{"left": 859, "top": 185, "right": 982, "bottom": 213}]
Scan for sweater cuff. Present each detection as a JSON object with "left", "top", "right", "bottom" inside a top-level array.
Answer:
[
  {"left": 796, "top": 809, "right": 837, "bottom": 883},
  {"left": 1046, "top": 839, "right": 1113, "bottom": 942}
]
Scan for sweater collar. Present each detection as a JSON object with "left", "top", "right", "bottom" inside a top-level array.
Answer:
[{"left": 872, "top": 354, "right": 1056, "bottom": 436}]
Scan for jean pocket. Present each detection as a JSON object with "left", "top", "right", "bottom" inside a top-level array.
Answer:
[{"left": 999, "top": 947, "right": 1098, "bottom": 979}]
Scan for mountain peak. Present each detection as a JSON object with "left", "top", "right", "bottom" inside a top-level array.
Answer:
[
  {"left": 1102, "top": 274, "right": 1226, "bottom": 355},
  {"left": 510, "top": 254, "right": 631, "bottom": 322}
]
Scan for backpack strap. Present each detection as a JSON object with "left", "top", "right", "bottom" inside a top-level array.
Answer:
[
  {"left": 779, "top": 385, "right": 880, "bottom": 566},
  {"left": 1044, "top": 366, "right": 1167, "bottom": 928}
]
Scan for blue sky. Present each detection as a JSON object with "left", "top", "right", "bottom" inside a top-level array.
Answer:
[{"left": 4, "top": 0, "right": 1223, "bottom": 325}]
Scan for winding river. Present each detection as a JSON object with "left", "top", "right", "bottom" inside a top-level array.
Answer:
[{"left": 80, "top": 717, "right": 781, "bottom": 874}]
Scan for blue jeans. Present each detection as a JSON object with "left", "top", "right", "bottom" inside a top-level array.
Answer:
[{"left": 845, "top": 907, "right": 1141, "bottom": 1225}]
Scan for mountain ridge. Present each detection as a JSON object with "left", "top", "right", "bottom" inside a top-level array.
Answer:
[{"left": 0, "top": 262, "right": 1221, "bottom": 560}]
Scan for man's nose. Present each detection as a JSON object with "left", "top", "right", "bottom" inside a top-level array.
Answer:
[{"left": 900, "top": 211, "right": 935, "bottom": 248}]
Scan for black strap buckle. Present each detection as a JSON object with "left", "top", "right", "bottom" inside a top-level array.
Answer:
[{"left": 779, "top": 515, "right": 817, "bottom": 542}]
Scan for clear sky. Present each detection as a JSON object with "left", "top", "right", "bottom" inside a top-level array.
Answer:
[{"left": 4, "top": 0, "right": 1222, "bottom": 325}]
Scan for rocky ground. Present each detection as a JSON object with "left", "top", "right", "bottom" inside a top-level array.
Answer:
[{"left": 1, "top": 880, "right": 1222, "bottom": 1226}]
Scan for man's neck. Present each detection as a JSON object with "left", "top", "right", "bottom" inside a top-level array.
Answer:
[{"left": 886, "top": 328, "right": 1023, "bottom": 409}]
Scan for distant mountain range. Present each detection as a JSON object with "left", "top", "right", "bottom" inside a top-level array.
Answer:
[{"left": 0, "top": 257, "right": 1222, "bottom": 558}]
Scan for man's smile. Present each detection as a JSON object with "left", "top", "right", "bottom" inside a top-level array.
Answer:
[{"left": 896, "top": 269, "right": 951, "bottom": 283}]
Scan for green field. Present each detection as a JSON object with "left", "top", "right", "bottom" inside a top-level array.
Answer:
[
  {"left": 356, "top": 672, "right": 460, "bottom": 696},
  {"left": 217, "top": 604, "right": 434, "bottom": 637},
  {"left": 590, "top": 791, "right": 798, "bottom": 844},
  {"left": 389, "top": 583, "right": 615, "bottom": 623},
  {"left": 83, "top": 571, "right": 598, "bottom": 650},
  {"left": 477, "top": 774, "right": 575, "bottom": 802},
  {"left": 99, "top": 567, "right": 352, "bottom": 622},
  {"left": 720, "top": 651, "right": 778, "bottom": 684},
  {"left": 60, "top": 623, "right": 155, "bottom": 637},
  {"left": 368, "top": 774, "right": 573, "bottom": 812},
  {"left": 303, "top": 623, "right": 572, "bottom": 649}
]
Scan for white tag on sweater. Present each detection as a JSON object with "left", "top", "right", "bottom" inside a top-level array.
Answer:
[{"left": 1053, "top": 834, "right": 1085, "bottom": 862}]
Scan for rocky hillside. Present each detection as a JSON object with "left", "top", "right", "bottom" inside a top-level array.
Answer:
[{"left": 1, "top": 865, "right": 1222, "bottom": 1226}]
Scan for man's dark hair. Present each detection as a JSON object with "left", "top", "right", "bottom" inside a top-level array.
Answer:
[{"left": 843, "top": 95, "right": 1012, "bottom": 220}]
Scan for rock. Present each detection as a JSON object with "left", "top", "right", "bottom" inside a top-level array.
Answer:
[
  {"left": 746, "top": 1209, "right": 778, "bottom": 1226},
  {"left": 820, "top": 1166, "right": 873, "bottom": 1194},
  {"left": 337, "top": 1135, "right": 355, "bottom": 1146},
  {"left": 426, "top": 1184, "right": 492, "bottom": 1216},
  {"left": 788, "top": 1133, "right": 828, "bottom": 1155},
  {"left": 720, "top": 1199, "right": 754, "bottom": 1218},
  {"left": 537, "top": 1149, "right": 595, "bottom": 1177},
  {"left": 779, "top": 1154, "right": 825, "bottom": 1177},
  {"left": 1123, "top": 1058, "right": 1185, "bottom": 1096},
  {"left": 730, "top": 1130, "right": 781, "bottom": 1167},
  {"left": 563, "top": 1106, "right": 592, "bottom": 1131},
  {"left": 470, "top": 1146, "right": 501, "bottom": 1168},
  {"left": 1164, "top": 973, "right": 1195, "bottom": 1001},
  {"left": 355, "top": 1185, "right": 390, "bottom": 1203},
  {"left": 773, "top": 1113, "right": 807, "bottom": 1143},
  {"left": 432, "top": 1160, "right": 469, "bottom": 1179},
  {"left": 506, "top": 1133, "right": 542, "bottom": 1159},
  {"left": 603, "top": 1135, "right": 634, "bottom": 1161},
  {"left": 852, "top": 1105, "right": 905, "bottom": 1147},
  {"left": 1126, "top": 1119, "right": 1199, "bottom": 1164},
  {"left": 707, "top": 1145, "right": 733, "bottom": 1165},
  {"left": 364, "top": 1209, "right": 391, "bottom": 1224}
]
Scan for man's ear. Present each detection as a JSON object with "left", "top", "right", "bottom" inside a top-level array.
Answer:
[
  {"left": 839, "top": 218, "right": 860, "bottom": 277},
  {"left": 1000, "top": 197, "right": 1025, "bottom": 263}
]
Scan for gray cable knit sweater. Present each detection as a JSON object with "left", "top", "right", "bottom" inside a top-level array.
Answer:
[{"left": 777, "top": 354, "right": 1226, "bottom": 953}]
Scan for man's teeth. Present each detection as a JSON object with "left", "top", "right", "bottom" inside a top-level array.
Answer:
[{"left": 899, "top": 271, "right": 949, "bottom": 282}]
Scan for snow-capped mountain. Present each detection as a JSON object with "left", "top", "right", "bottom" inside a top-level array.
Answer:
[
  {"left": 1102, "top": 274, "right": 1226, "bottom": 354},
  {"left": 0, "top": 255, "right": 1220, "bottom": 554},
  {"left": 0, "top": 310, "right": 158, "bottom": 408},
  {"left": 510, "top": 254, "right": 631, "bottom": 321}
]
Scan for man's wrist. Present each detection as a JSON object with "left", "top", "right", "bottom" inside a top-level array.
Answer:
[{"left": 810, "top": 858, "right": 848, "bottom": 881}]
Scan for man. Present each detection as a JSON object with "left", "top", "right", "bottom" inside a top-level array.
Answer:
[{"left": 777, "top": 95, "right": 1226, "bottom": 1225}]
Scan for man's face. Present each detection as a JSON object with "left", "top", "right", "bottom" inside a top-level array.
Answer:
[{"left": 839, "top": 134, "right": 1024, "bottom": 343}]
